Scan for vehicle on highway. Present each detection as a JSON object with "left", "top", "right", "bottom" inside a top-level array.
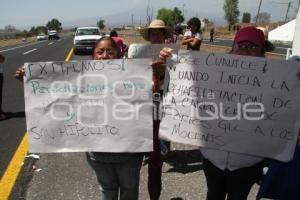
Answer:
[
  {"left": 36, "top": 33, "right": 47, "bottom": 40},
  {"left": 73, "top": 27, "right": 102, "bottom": 54},
  {"left": 48, "top": 30, "right": 59, "bottom": 40}
]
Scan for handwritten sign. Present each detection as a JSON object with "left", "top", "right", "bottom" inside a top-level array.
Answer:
[
  {"left": 24, "top": 59, "right": 153, "bottom": 153},
  {"left": 160, "top": 50, "right": 300, "bottom": 161},
  {"left": 128, "top": 43, "right": 180, "bottom": 60}
]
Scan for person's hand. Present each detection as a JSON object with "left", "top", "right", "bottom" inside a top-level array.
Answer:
[
  {"left": 159, "top": 47, "right": 173, "bottom": 63},
  {"left": 151, "top": 47, "right": 173, "bottom": 77},
  {"left": 15, "top": 65, "right": 25, "bottom": 81}
]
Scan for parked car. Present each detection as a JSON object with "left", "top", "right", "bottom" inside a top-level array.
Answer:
[
  {"left": 36, "top": 33, "right": 47, "bottom": 40},
  {"left": 48, "top": 30, "right": 59, "bottom": 40},
  {"left": 73, "top": 27, "right": 102, "bottom": 54}
]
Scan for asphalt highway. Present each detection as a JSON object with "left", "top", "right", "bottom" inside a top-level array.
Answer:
[{"left": 0, "top": 36, "right": 73, "bottom": 199}]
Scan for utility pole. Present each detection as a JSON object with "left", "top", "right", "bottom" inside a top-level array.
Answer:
[
  {"left": 131, "top": 14, "right": 134, "bottom": 26},
  {"left": 285, "top": 2, "right": 291, "bottom": 22},
  {"left": 255, "top": 0, "right": 263, "bottom": 25}
]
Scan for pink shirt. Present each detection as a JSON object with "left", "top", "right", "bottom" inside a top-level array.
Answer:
[{"left": 112, "top": 36, "right": 125, "bottom": 54}]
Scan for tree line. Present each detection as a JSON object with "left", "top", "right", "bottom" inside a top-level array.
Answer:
[{"left": 2, "top": 18, "right": 62, "bottom": 38}]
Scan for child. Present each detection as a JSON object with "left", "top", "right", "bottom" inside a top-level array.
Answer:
[{"left": 182, "top": 17, "right": 203, "bottom": 50}]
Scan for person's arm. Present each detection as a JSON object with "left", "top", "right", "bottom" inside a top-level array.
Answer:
[
  {"left": 181, "top": 31, "right": 193, "bottom": 45},
  {"left": 151, "top": 47, "right": 173, "bottom": 76},
  {"left": 181, "top": 36, "right": 193, "bottom": 45},
  {"left": 15, "top": 65, "right": 25, "bottom": 81},
  {"left": 0, "top": 54, "right": 5, "bottom": 63},
  {"left": 188, "top": 37, "right": 201, "bottom": 48},
  {"left": 159, "top": 47, "right": 172, "bottom": 63}
]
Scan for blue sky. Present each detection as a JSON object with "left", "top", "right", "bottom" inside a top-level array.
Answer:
[{"left": 1, "top": 0, "right": 299, "bottom": 29}]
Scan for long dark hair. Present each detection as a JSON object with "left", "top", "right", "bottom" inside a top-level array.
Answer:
[
  {"left": 93, "top": 36, "right": 121, "bottom": 58},
  {"left": 187, "top": 17, "right": 201, "bottom": 33}
]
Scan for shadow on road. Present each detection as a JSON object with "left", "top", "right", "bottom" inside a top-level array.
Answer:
[
  {"left": 163, "top": 149, "right": 203, "bottom": 174},
  {"left": 2, "top": 111, "right": 25, "bottom": 120}
]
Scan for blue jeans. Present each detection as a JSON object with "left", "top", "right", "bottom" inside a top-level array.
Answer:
[{"left": 88, "top": 157, "right": 143, "bottom": 200}]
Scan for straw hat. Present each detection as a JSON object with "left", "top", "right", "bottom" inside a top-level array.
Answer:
[{"left": 139, "top": 19, "right": 173, "bottom": 41}]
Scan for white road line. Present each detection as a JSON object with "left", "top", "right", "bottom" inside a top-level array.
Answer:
[
  {"left": 0, "top": 40, "right": 46, "bottom": 53},
  {"left": 276, "top": 46, "right": 288, "bottom": 50},
  {"left": 48, "top": 42, "right": 54, "bottom": 45},
  {"left": 23, "top": 48, "right": 37, "bottom": 55}
]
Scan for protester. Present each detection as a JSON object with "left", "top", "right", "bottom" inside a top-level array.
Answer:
[
  {"left": 173, "top": 26, "right": 184, "bottom": 44},
  {"left": 110, "top": 30, "right": 126, "bottom": 56},
  {"left": 0, "top": 54, "right": 6, "bottom": 120},
  {"left": 139, "top": 19, "right": 173, "bottom": 200},
  {"left": 158, "top": 26, "right": 277, "bottom": 200},
  {"left": 199, "top": 26, "right": 277, "bottom": 200},
  {"left": 182, "top": 17, "right": 203, "bottom": 50},
  {"left": 209, "top": 27, "right": 215, "bottom": 42},
  {"left": 16, "top": 37, "right": 144, "bottom": 200},
  {"left": 256, "top": 57, "right": 300, "bottom": 200}
]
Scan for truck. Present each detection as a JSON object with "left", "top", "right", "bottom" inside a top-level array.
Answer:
[
  {"left": 48, "top": 30, "right": 59, "bottom": 40},
  {"left": 73, "top": 27, "right": 102, "bottom": 54}
]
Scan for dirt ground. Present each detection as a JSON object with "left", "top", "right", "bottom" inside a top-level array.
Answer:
[
  {"left": 0, "top": 37, "right": 36, "bottom": 47},
  {"left": 119, "top": 30, "right": 285, "bottom": 60}
]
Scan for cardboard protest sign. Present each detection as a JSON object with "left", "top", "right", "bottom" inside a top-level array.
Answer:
[
  {"left": 128, "top": 43, "right": 180, "bottom": 60},
  {"left": 24, "top": 59, "right": 153, "bottom": 153},
  {"left": 160, "top": 50, "right": 300, "bottom": 161}
]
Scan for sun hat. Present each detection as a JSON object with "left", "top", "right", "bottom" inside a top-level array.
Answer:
[
  {"left": 139, "top": 19, "right": 173, "bottom": 41},
  {"left": 234, "top": 26, "right": 274, "bottom": 52}
]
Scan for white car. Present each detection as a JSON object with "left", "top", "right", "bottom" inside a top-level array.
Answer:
[
  {"left": 48, "top": 30, "right": 59, "bottom": 40},
  {"left": 73, "top": 27, "right": 102, "bottom": 54},
  {"left": 36, "top": 33, "right": 47, "bottom": 40}
]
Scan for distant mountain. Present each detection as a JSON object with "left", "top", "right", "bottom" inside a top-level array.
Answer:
[{"left": 62, "top": 8, "right": 226, "bottom": 29}]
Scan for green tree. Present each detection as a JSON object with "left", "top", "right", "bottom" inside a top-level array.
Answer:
[
  {"left": 223, "top": 0, "right": 240, "bottom": 30},
  {"left": 97, "top": 19, "right": 105, "bottom": 30},
  {"left": 242, "top": 12, "right": 251, "bottom": 23},
  {"left": 34, "top": 26, "right": 47, "bottom": 34},
  {"left": 46, "top": 19, "right": 62, "bottom": 31},
  {"left": 157, "top": 8, "right": 173, "bottom": 26},
  {"left": 173, "top": 7, "right": 184, "bottom": 25},
  {"left": 157, "top": 7, "right": 184, "bottom": 27},
  {"left": 29, "top": 26, "right": 36, "bottom": 34}
]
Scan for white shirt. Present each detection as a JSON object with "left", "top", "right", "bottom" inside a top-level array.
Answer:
[
  {"left": 183, "top": 30, "right": 203, "bottom": 40},
  {"left": 200, "top": 148, "right": 264, "bottom": 171}
]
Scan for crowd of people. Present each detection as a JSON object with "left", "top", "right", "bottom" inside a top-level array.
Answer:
[{"left": 5, "top": 17, "right": 300, "bottom": 200}]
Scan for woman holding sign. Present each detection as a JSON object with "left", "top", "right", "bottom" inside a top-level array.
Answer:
[
  {"left": 159, "top": 27, "right": 277, "bottom": 200},
  {"left": 86, "top": 37, "right": 145, "bottom": 200},
  {"left": 139, "top": 19, "right": 174, "bottom": 200},
  {"left": 15, "top": 37, "right": 144, "bottom": 200}
]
